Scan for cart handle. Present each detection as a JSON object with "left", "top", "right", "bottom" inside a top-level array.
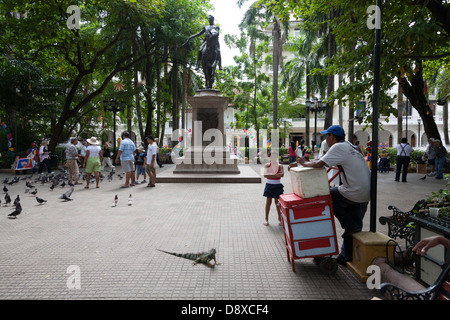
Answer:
[{"left": 326, "top": 166, "right": 340, "bottom": 184}]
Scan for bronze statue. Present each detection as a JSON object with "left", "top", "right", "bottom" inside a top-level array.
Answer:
[{"left": 182, "top": 15, "right": 222, "bottom": 89}]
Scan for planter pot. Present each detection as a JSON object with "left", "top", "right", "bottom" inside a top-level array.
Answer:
[{"left": 417, "top": 163, "right": 427, "bottom": 174}]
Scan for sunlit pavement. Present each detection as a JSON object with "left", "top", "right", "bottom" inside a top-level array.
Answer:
[{"left": 0, "top": 164, "right": 446, "bottom": 300}]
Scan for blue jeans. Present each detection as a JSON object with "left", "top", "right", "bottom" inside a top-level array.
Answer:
[
  {"left": 330, "top": 187, "right": 368, "bottom": 261},
  {"left": 435, "top": 156, "right": 446, "bottom": 179}
]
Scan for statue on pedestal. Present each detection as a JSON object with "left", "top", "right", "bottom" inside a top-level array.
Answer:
[{"left": 182, "top": 15, "right": 222, "bottom": 89}]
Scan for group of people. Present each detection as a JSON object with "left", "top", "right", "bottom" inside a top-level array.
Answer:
[
  {"left": 423, "top": 137, "right": 447, "bottom": 180},
  {"left": 25, "top": 140, "right": 54, "bottom": 175},
  {"left": 114, "top": 132, "right": 159, "bottom": 188},
  {"left": 288, "top": 140, "right": 320, "bottom": 163},
  {"left": 64, "top": 132, "right": 162, "bottom": 189},
  {"left": 394, "top": 137, "right": 447, "bottom": 182}
]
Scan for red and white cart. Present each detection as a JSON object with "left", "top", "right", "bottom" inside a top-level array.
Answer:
[{"left": 278, "top": 167, "right": 340, "bottom": 274}]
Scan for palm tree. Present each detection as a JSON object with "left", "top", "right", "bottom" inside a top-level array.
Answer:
[
  {"left": 281, "top": 28, "right": 327, "bottom": 145},
  {"left": 238, "top": 0, "right": 289, "bottom": 137}
]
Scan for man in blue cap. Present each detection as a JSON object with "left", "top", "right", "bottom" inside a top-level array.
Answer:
[{"left": 289, "top": 125, "right": 371, "bottom": 265}]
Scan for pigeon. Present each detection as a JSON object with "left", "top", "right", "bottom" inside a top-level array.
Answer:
[
  {"left": 128, "top": 194, "right": 133, "bottom": 206},
  {"left": 112, "top": 195, "right": 118, "bottom": 207},
  {"left": 50, "top": 184, "right": 55, "bottom": 191},
  {"left": 60, "top": 181, "right": 65, "bottom": 188},
  {"left": 107, "top": 169, "right": 115, "bottom": 181},
  {"left": 4, "top": 193, "right": 11, "bottom": 206},
  {"left": 25, "top": 186, "right": 30, "bottom": 193},
  {"left": 60, "top": 187, "right": 74, "bottom": 201},
  {"left": 3, "top": 185, "right": 8, "bottom": 193},
  {"left": 31, "top": 188, "right": 38, "bottom": 196},
  {"left": 26, "top": 181, "right": 35, "bottom": 188},
  {"left": 36, "top": 197, "right": 47, "bottom": 205},
  {"left": 420, "top": 175, "right": 427, "bottom": 180},
  {"left": 13, "top": 195, "right": 20, "bottom": 206},
  {"left": 2, "top": 178, "right": 9, "bottom": 184},
  {"left": 8, "top": 203, "right": 22, "bottom": 219}
]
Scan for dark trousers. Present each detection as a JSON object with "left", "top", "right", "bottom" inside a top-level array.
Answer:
[
  {"left": 330, "top": 187, "right": 368, "bottom": 261},
  {"left": 38, "top": 158, "right": 52, "bottom": 174},
  {"left": 395, "top": 156, "right": 410, "bottom": 182},
  {"left": 379, "top": 158, "right": 389, "bottom": 173}
]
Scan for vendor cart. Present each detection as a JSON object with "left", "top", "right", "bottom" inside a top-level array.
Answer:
[{"left": 279, "top": 167, "right": 340, "bottom": 274}]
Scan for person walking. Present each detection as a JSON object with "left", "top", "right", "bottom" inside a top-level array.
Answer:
[
  {"left": 144, "top": 135, "right": 157, "bottom": 187},
  {"left": 115, "top": 131, "right": 136, "bottom": 188},
  {"left": 433, "top": 139, "right": 447, "bottom": 180},
  {"left": 65, "top": 138, "right": 82, "bottom": 185},
  {"left": 83, "top": 137, "right": 103, "bottom": 189},
  {"left": 395, "top": 138, "right": 413, "bottom": 182},
  {"left": 38, "top": 140, "right": 53, "bottom": 174},
  {"left": 101, "top": 141, "right": 115, "bottom": 172}
]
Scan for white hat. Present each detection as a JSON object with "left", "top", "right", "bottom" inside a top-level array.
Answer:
[{"left": 87, "top": 137, "right": 100, "bottom": 145}]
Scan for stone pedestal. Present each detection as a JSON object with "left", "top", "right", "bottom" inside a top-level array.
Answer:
[{"left": 174, "top": 89, "right": 239, "bottom": 174}]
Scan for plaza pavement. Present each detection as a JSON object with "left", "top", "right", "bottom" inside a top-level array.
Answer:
[{"left": 0, "top": 163, "right": 446, "bottom": 302}]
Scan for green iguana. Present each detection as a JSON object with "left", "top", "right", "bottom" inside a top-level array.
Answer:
[{"left": 156, "top": 248, "right": 221, "bottom": 268}]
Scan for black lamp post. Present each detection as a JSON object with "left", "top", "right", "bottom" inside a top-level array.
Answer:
[
  {"left": 103, "top": 98, "right": 126, "bottom": 154},
  {"left": 305, "top": 99, "right": 325, "bottom": 144}
]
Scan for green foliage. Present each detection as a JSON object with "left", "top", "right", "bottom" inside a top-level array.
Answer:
[
  {"left": 0, "top": 0, "right": 210, "bottom": 151},
  {"left": 257, "top": 0, "right": 449, "bottom": 138}
]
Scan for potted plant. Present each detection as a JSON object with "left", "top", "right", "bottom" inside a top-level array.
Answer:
[{"left": 411, "top": 150, "right": 427, "bottom": 174}]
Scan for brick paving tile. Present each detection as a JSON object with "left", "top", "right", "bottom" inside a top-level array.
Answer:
[{"left": 0, "top": 164, "right": 446, "bottom": 302}]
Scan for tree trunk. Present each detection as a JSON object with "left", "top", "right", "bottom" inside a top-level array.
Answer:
[
  {"left": 155, "top": 59, "right": 162, "bottom": 141},
  {"left": 443, "top": 101, "right": 449, "bottom": 145},
  {"left": 398, "top": 61, "right": 441, "bottom": 142},
  {"left": 397, "top": 81, "right": 403, "bottom": 144},
  {"left": 272, "top": 17, "right": 281, "bottom": 131},
  {"left": 144, "top": 56, "right": 154, "bottom": 138},
  {"left": 171, "top": 48, "right": 179, "bottom": 132},
  {"left": 134, "top": 69, "right": 144, "bottom": 141},
  {"left": 305, "top": 69, "right": 311, "bottom": 146},
  {"left": 325, "top": 10, "right": 336, "bottom": 130}
]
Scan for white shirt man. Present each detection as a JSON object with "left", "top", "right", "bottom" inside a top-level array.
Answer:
[
  {"left": 289, "top": 125, "right": 370, "bottom": 265},
  {"left": 144, "top": 136, "right": 158, "bottom": 187}
]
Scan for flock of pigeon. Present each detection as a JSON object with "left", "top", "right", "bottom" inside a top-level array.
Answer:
[{"left": 2, "top": 168, "right": 131, "bottom": 219}]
